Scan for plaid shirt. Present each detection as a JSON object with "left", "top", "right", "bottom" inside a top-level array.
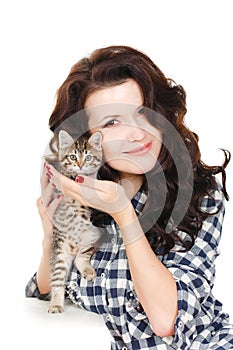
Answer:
[{"left": 26, "top": 183, "right": 233, "bottom": 349}]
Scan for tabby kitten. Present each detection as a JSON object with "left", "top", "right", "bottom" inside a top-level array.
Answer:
[{"left": 45, "top": 130, "right": 103, "bottom": 313}]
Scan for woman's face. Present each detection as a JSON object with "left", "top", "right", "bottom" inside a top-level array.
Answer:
[{"left": 85, "top": 79, "right": 162, "bottom": 177}]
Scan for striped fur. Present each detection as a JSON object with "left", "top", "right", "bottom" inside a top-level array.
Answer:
[{"left": 45, "top": 131, "right": 103, "bottom": 313}]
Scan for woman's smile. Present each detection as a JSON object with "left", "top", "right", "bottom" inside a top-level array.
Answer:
[{"left": 123, "top": 141, "right": 152, "bottom": 156}]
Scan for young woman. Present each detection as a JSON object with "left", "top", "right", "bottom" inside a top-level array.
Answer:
[{"left": 26, "top": 46, "right": 233, "bottom": 349}]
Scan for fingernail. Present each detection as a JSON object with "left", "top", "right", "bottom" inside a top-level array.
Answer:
[
  {"left": 51, "top": 183, "right": 56, "bottom": 188},
  {"left": 57, "top": 194, "right": 62, "bottom": 199},
  {"left": 75, "top": 175, "right": 84, "bottom": 183},
  {"left": 44, "top": 162, "right": 50, "bottom": 170},
  {"left": 46, "top": 172, "right": 52, "bottom": 178},
  {"left": 46, "top": 168, "right": 53, "bottom": 175}
]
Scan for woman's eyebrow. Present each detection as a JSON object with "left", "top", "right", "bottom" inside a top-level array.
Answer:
[
  {"left": 100, "top": 114, "right": 120, "bottom": 121},
  {"left": 87, "top": 105, "right": 143, "bottom": 123},
  {"left": 88, "top": 114, "right": 120, "bottom": 124}
]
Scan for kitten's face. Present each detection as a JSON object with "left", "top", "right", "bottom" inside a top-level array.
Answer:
[{"left": 57, "top": 131, "right": 102, "bottom": 177}]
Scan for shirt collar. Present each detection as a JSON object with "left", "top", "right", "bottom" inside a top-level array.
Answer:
[{"left": 131, "top": 186, "right": 148, "bottom": 215}]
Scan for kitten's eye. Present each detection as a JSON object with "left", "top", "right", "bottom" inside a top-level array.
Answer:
[
  {"left": 85, "top": 155, "right": 92, "bottom": 161},
  {"left": 69, "top": 154, "right": 77, "bottom": 161}
]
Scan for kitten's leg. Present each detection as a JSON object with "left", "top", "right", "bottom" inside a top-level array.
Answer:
[
  {"left": 74, "top": 246, "right": 97, "bottom": 281},
  {"left": 74, "top": 226, "right": 101, "bottom": 281},
  {"left": 48, "top": 229, "right": 71, "bottom": 313},
  {"left": 49, "top": 287, "right": 65, "bottom": 314}
]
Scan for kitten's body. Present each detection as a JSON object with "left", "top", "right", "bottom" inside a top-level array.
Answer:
[{"left": 45, "top": 130, "right": 103, "bottom": 313}]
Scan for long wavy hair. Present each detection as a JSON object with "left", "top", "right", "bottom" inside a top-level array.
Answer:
[{"left": 49, "top": 45, "right": 230, "bottom": 255}]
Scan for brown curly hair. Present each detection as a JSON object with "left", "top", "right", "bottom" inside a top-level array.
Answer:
[{"left": 49, "top": 45, "right": 230, "bottom": 255}]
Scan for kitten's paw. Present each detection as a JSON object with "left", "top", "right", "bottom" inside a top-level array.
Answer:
[
  {"left": 82, "top": 267, "right": 96, "bottom": 281},
  {"left": 48, "top": 305, "right": 64, "bottom": 313}
]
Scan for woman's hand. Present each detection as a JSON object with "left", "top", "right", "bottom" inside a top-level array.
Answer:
[
  {"left": 44, "top": 162, "right": 133, "bottom": 223},
  {"left": 37, "top": 164, "right": 63, "bottom": 249}
]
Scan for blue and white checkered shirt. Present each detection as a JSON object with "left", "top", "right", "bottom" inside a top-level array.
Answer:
[{"left": 26, "top": 183, "right": 233, "bottom": 349}]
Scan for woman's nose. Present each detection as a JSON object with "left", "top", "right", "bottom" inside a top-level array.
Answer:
[{"left": 127, "top": 124, "right": 145, "bottom": 142}]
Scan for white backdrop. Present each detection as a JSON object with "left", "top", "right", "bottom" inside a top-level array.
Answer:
[{"left": 0, "top": 1, "right": 232, "bottom": 349}]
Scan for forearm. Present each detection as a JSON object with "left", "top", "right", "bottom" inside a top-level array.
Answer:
[
  {"left": 126, "top": 235, "right": 177, "bottom": 337},
  {"left": 35, "top": 197, "right": 56, "bottom": 295},
  {"left": 36, "top": 243, "right": 51, "bottom": 294},
  {"left": 114, "top": 207, "right": 178, "bottom": 337}
]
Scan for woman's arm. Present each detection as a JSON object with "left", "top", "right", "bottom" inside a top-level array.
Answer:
[
  {"left": 36, "top": 240, "right": 51, "bottom": 294},
  {"left": 113, "top": 205, "right": 178, "bottom": 338},
  {"left": 36, "top": 167, "right": 63, "bottom": 294}
]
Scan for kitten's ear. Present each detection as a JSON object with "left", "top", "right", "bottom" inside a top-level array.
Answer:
[
  {"left": 58, "top": 130, "right": 74, "bottom": 160},
  {"left": 88, "top": 132, "right": 102, "bottom": 151},
  {"left": 49, "top": 134, "right": 59, "bottom": 154}
]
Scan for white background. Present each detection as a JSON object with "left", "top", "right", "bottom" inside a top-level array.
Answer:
[{"left": 0, "top": 0, "right": 232, "bottom": 348}]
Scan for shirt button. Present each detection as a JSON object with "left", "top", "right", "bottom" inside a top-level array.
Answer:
[
  {"left": 111, "top": 238, "right": 116, "bottom": 244},
  {"left": 70, "top": 281, "right": 77, "bottom": 290},
  {"left": 122, "top": 347, "right": 128, "bottom": 350},
  {"left": 101, "top": 273, "right": 106, "bottom": 279},
  {"left": 106, "top": 314, "right": 113, "bottom": 322},
  {"left": 178, "top": 320, "right": 184, "bottom": 328},
  {"left": 77, "top": 298, "right": 83, "bottom": 307}
]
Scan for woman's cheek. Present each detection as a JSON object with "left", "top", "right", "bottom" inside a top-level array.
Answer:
[{"left": 102, "top": 137, "right": 121, "bottom": 162}]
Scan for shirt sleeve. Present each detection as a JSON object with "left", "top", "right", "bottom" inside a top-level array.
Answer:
[
  {"left": 25, "top": 273, "right": 51, "bottom": 300},
  {"left": 163, "top": 185, "right": 225, "bottom": 349},
  {"left": 25, "top": 273, "right": 40, "bottom": 297}
]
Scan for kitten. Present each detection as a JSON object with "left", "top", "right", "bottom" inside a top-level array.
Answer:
[{"left": 45, "top": 130, "right": 103, "bottom": 313}]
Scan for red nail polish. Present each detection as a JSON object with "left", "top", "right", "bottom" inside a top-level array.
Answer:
[
  {"left": 46, "top": 167, "right": 52, "bottom": 175},
  {"left": 57, "top": 194, "right": 62, "bottom": 199},
  {"left": 75, "top": 175, "right": 84, "bottom": 183}
]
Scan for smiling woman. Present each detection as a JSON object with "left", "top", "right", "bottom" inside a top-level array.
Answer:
[{"left": 26, "top": 46, "right": 233, "bottom": 350}]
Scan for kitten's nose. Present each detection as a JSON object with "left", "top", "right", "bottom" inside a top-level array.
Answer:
[{"left": 77, "top": 160, "right": 84, "bottom": 169}]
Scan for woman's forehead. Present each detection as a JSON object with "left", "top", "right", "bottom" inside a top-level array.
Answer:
[{"left": 84, "top": 79, "right": 143, "bottom": 109}]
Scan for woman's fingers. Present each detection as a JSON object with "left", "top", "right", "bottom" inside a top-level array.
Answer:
[
  {"left": 41, "top": 182, "right": 56, "bottom": 207},
  {"left": 75, "top": 175, "right": 106, "bottom": 192},
  {"left": 37, "top": 197, "right": 46, "bottom": 218},
  {"left": 43, "top": 163, "right": 130, "bottom": 215},
  {"left": 37, "top": 194, "right": 63, "bottom": 223},
  {"left": 40, "top": 163, "right": 63, "bottom": 219},
  {"left": 40, "top": 164, "right": 50, "bottom": 192},
  {"left": 73, "top": 176, "right": 130, "bottom": 215},
  {"left": 44, "top": 163, "right": 63, "bottom": 192}
]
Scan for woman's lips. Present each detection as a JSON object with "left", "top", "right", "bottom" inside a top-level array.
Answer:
[{"left": 124, "top": 142, "right": 152, "bottom": 155}]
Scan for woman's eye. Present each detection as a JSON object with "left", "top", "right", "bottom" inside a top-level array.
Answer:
[
  {"left": 137, "top": 107, "right": 145, "bottom": 116},
  {"left": 85, "top": 155, "right": 92, "bottom": 161},
  {"left": 69, "top": 154, "right": 77, "bottom": 161},
  {"left": 103, "top": 119, "right": 119, "bottom": 128}
]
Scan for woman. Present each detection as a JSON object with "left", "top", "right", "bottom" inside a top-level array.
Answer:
[{"left": 26, "top": 46, "right": 233, "bottom": 349}]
